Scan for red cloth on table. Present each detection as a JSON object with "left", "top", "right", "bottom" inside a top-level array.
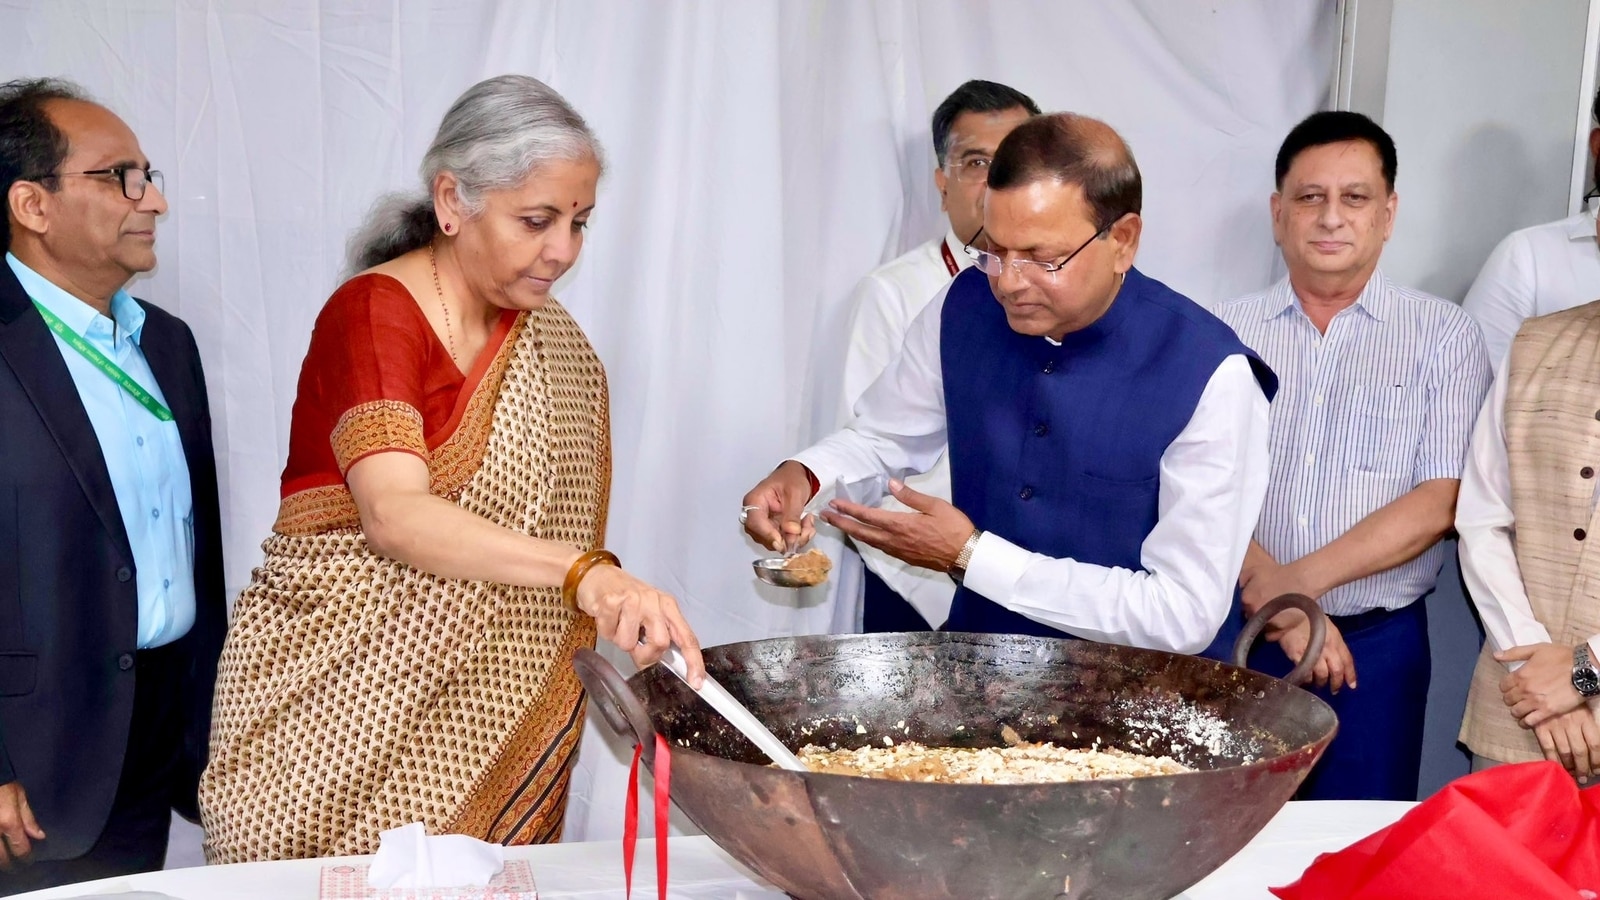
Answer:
[{"left": 1272, "top": 761, "right": 1600, "bottom": 899}]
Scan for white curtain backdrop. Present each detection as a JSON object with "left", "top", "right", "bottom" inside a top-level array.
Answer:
[{"left": 0, "top": 0, "right": 1333, "bottom": 846}]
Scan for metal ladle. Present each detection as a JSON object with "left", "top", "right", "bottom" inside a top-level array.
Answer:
[
  {"left": 751, "top": 556, "right": 830, "bottom": 588},
  {"left": 751, "top": 511, "right": 827, "bottom": 588},
  {"left": 575, "top": 645, "right": 809, "bottom": 772}
]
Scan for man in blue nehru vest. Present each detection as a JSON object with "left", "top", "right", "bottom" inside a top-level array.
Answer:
[{"left": 743, "top": 113, "right": 1277, "bottom": 657}]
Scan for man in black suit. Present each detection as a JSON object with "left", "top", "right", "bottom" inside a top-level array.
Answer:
[{"left": 0, "top": 78, "right": 225, "bottom": 892}]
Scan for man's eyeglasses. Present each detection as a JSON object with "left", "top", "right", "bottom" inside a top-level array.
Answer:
[
  {"left": 945, "top": 155, "right": 993, "bottom": 185},
  {"left": 963, "top": 218, "right": 1121, "bottom": 281},
  {"left": 33, "top": 166, "right": 164, "bottom": 201}
]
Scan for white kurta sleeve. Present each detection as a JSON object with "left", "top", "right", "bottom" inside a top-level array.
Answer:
[
  {"left": 792, "top": 284, "right": 950, "bottom": 489},
  {"left": 1461, "top": 232, "right": 1536, "bottom": 375},
  {"left": 960, "top": 354, "right": 1270, "bottom": 654},
  {"left": 837, "top": 273, "right": 911, "bottom": 429},
  {"left": 833, "top": 255, "right": 961, "bottom": 626},
  {"left": 1456, "top": 362, "right": 1565, "bottom": 659}
]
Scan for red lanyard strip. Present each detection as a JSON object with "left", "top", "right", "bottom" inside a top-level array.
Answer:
[
  {"left": 939, "top": 239, "right": 961, "bottom": 277},
  {"left": 654, "top": 736, "right": 671, "bottom": 896},
  {"left": 623, "top": 733, "right": 672, "bottom": 900},
  {"left": 624, "top": 744, "right": 640, "bottom": 894}
]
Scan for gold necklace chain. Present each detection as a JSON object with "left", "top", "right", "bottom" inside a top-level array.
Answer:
[{"left": 428, "top": 244, "right": 459, "bottom": 365}]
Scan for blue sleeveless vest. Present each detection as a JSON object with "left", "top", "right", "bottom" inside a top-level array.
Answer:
[{"left": 939, "top": 266, "right": 1277, "bottom": 660}]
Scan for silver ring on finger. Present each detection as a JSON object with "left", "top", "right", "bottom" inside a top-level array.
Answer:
[{"left": 739, "top": 505, "right": 760, "bottom": 525}]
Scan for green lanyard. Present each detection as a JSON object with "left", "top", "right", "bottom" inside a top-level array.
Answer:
[{"left": 32, "top": 299, "right": 174, "bottom": 422}]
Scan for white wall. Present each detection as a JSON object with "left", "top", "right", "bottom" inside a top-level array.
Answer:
[{"left": 1380, "top": 0, "right": 1592, "bottom": 302}]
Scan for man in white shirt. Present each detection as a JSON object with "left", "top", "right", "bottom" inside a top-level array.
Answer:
[
  {"left": 836, "top": 80, "right": 1038, "bottom": 633},
  {"left": 1215, "top": 112, "right": 1493, "bottom": 801},
  {"left": 743, "top": 113, "right": 1276, "bottom": 658},
  {"left": 1462, "top": 90, "right": 1600, "bottom": 370},
  {"left": 1457, "top": 216, "right": 1600, "bottom": 781}
]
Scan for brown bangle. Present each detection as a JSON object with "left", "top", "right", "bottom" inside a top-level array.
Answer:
[{"left": 562, "top": 549, "right": 620, "bottom": 614}]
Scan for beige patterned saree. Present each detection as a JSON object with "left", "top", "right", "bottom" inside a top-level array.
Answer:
[{"left": 199, "top": 297, "right": 608, "bottom": 863}]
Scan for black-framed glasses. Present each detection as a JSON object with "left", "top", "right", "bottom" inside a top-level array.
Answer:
[
  {"left": 963, "top": 217, "right": 1121, "bottom": 281},
  {"left": 34, "top": 166, "right": 164, "bottom": 201}
]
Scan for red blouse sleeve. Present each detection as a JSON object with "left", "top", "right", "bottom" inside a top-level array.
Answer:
[{"left": 280, "top": 275, "right": 436, "bottom": 494}]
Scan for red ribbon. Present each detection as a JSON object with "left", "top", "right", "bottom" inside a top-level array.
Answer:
[
  {"left": 624, "top": 744, "right": 640, "bottom": 893},
  {"left": 623, "top": 733, "right": 671, "bottom": 900}
]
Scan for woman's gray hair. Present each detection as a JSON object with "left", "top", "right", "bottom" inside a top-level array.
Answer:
[{"left": 345, "top": 74, "right": 604, "bottom": 274}]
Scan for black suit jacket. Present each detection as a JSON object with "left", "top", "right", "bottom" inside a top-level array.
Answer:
[{"left": 0, "top": 262, "right": 225, "bottom": 860}]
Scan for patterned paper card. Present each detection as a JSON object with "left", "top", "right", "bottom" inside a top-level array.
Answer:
[{"left": 318, "top": 860, "right": 537, "bottom": 900}]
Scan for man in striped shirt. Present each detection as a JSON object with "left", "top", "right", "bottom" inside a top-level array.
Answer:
[{"left": 1214, "top": 111, "right": 1492, "bottom": 801}]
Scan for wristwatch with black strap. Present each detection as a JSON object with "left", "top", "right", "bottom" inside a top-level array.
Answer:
[{"left": 1574, "top": 644, "right": 1600, "bottom": 698}]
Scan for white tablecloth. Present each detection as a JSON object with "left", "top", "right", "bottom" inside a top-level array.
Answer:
[{"left": 18, "top": 800, "right": 1412, "bottom": 899}]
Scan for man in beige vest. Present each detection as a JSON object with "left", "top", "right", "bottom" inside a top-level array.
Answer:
[{"left": 1458, "top": 230, "right": 1600, "bottom": 779}]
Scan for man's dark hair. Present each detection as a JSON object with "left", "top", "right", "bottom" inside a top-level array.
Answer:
[
  {"left": 987, "top": 113, "right": 1142, "bottom": 231},
  {"left": 1274, "top": 110, "right": 1398, "bottom": 193},
  {"left": 931, "top": 80, "right": 1040, "bottom": 166},
  {"left": 1592, "top": 87, "right": 1599, "bottom": 125},
  {"left": 0, "top": 77, "right": 91, "bottom": 250}
]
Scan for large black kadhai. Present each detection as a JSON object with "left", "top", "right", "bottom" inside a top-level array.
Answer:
[{"left": 575, "top": 595, "right": 1336, "bottom": 900}]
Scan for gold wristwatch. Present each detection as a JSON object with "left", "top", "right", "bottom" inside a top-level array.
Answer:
[{"left": 949, "top": 529, "right": 983, "bottom": 586}]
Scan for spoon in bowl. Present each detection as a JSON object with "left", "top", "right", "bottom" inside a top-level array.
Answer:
[{"left": 751, "top": 511, "right": 830, "bottom": 588}]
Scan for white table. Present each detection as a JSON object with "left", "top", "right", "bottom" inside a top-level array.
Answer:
[{"left": 19, "top": 800, "right": 1412, "bottom": 899}]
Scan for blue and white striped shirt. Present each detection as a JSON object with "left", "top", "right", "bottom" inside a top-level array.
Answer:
[{"left": 1214, "top": 271, "right": 1492, "bottom": 615}]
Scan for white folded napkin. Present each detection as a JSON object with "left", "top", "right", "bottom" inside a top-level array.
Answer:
[{"left": 367, "top": 822, "right": 505, "bottom": 890}]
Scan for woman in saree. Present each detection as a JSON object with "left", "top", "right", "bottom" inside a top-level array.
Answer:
[{"left": 198, "top": 74, "right": 705, "bottom": 863}]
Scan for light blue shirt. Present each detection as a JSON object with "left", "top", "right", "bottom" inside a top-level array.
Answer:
[
  {"left": 7, "top": 253, "right": 195, "bottom": 648},
  {"left": 1214, "top": 271, "right": 1492, "bottom": 616}
]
